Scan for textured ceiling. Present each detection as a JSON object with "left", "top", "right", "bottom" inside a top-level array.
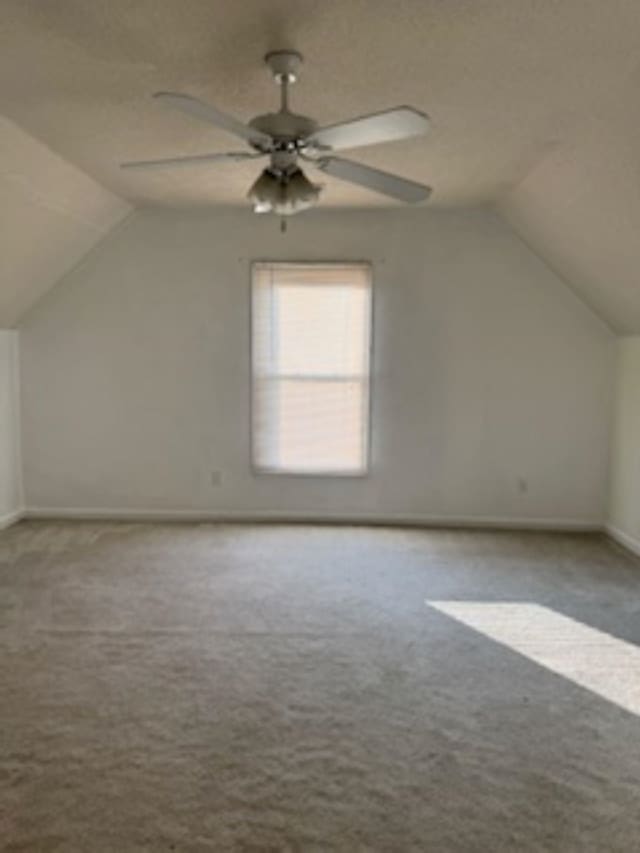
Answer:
[
  {"left": 0, "top": 117, "right": 129, "bottom": 326},
  {"left": 1, "top": 1, "right": 640, "bottom": 331},
  {"left": 1, "top": 0, "right": 640, "bottom": 210}
]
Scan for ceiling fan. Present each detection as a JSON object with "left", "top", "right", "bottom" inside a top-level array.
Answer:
[{"left": 121, "top": 50, "right": 432, "bottom": 225}]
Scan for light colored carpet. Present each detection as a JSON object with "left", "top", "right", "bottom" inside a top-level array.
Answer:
[{"left": 1, "top": 521, "right": 640, "bottom": 852}]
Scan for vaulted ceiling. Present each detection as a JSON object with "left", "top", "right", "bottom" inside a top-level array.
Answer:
[
  {"left": 498, "top": 65, "right": 640, "bottom": 334},
  {"left": 0, "top": 117, "right": 129, "bottom": 326},
  {"left": 1, "top": 0, "right": 640, "bottom": 330}
]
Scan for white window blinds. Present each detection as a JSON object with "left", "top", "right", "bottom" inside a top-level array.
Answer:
[{"left": 252, "top": 262, "right": 372, "bottom": 475}]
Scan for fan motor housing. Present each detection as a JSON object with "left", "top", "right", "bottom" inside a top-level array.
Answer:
[{"left": 249, "top": 111, "right": 318, "bottom": 147}]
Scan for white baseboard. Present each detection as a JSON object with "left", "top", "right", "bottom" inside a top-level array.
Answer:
[
  {"left": 24, "top": 506, "right": 602, "bottom": 532},
  {"left": 605, "top": 523, "right": 640, "bottom": 558},
  {"left": 0, "top": 508, "right": 25, "bottom": 530}
]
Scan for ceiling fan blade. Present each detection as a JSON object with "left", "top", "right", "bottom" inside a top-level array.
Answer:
[
  {"left": 307, "top": 107, "right": 430, "bottom": 152},
  {"left": 153, "top": 92, "right": 273, "bottom": 149},
  {"left": 121, "top": 151, "right": 264, "bottom": 170},
  {"left": 315, "top": 156, "right": 431, "bottom": 203}
]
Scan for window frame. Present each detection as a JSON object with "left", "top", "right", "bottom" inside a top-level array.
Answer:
[{"left": 249, "top": 260, "right": 374, "bottom": 478}]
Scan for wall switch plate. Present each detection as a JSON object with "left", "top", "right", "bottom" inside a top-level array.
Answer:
[{"left": 210, "top": 471, "right": 223, "bottom": 487}]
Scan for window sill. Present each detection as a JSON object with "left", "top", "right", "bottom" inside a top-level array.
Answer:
[{"left": 251, "top": 466, "right": 370, "bottom": 479}]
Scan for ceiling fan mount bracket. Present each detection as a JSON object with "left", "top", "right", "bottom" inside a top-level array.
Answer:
[{"left": 264, "top": 50, "right": 303, "bottom": 84}]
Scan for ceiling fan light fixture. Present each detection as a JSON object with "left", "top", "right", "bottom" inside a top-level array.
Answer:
[
  {"left": 248, "top": 169, "right": 281, "bottom": 212},
  {"left": 248, "top": 166, "right": 321, "bottom": 216},
  {"left": 287, "top": 168, "right": 321, "bottom": 206}
]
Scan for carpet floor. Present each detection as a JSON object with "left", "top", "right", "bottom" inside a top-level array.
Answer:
[{"left": 1, "top": 521, "right": 639, "bottom": 852}]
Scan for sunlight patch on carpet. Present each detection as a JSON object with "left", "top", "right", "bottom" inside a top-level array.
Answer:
[{"left": 427, "top": 601, "right": 640, "bottom": 716}]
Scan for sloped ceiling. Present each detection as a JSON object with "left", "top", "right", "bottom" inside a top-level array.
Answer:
[
  {"left": 0, "top": 117, "right": 130, "bottom": 327},
  {"left": 0, "top": 1, "right": 639, "bottom": 330},
  {"left": 498, "top": 68, "right": 640, "bottom": 334}
]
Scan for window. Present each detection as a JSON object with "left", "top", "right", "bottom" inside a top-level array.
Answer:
[{"left": 252, "top": 262, "right": 372, "bottom": 475}]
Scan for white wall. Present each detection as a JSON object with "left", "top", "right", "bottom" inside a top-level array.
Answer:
[
  {"left": 20, "top": 207, "right": 613, "bottom": 525},
  {"left": 0, "top": 331, "right": 22, "bottom": 524},
  {"left": 608, "top": 337, "right": 640, "bottom": 551}
]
